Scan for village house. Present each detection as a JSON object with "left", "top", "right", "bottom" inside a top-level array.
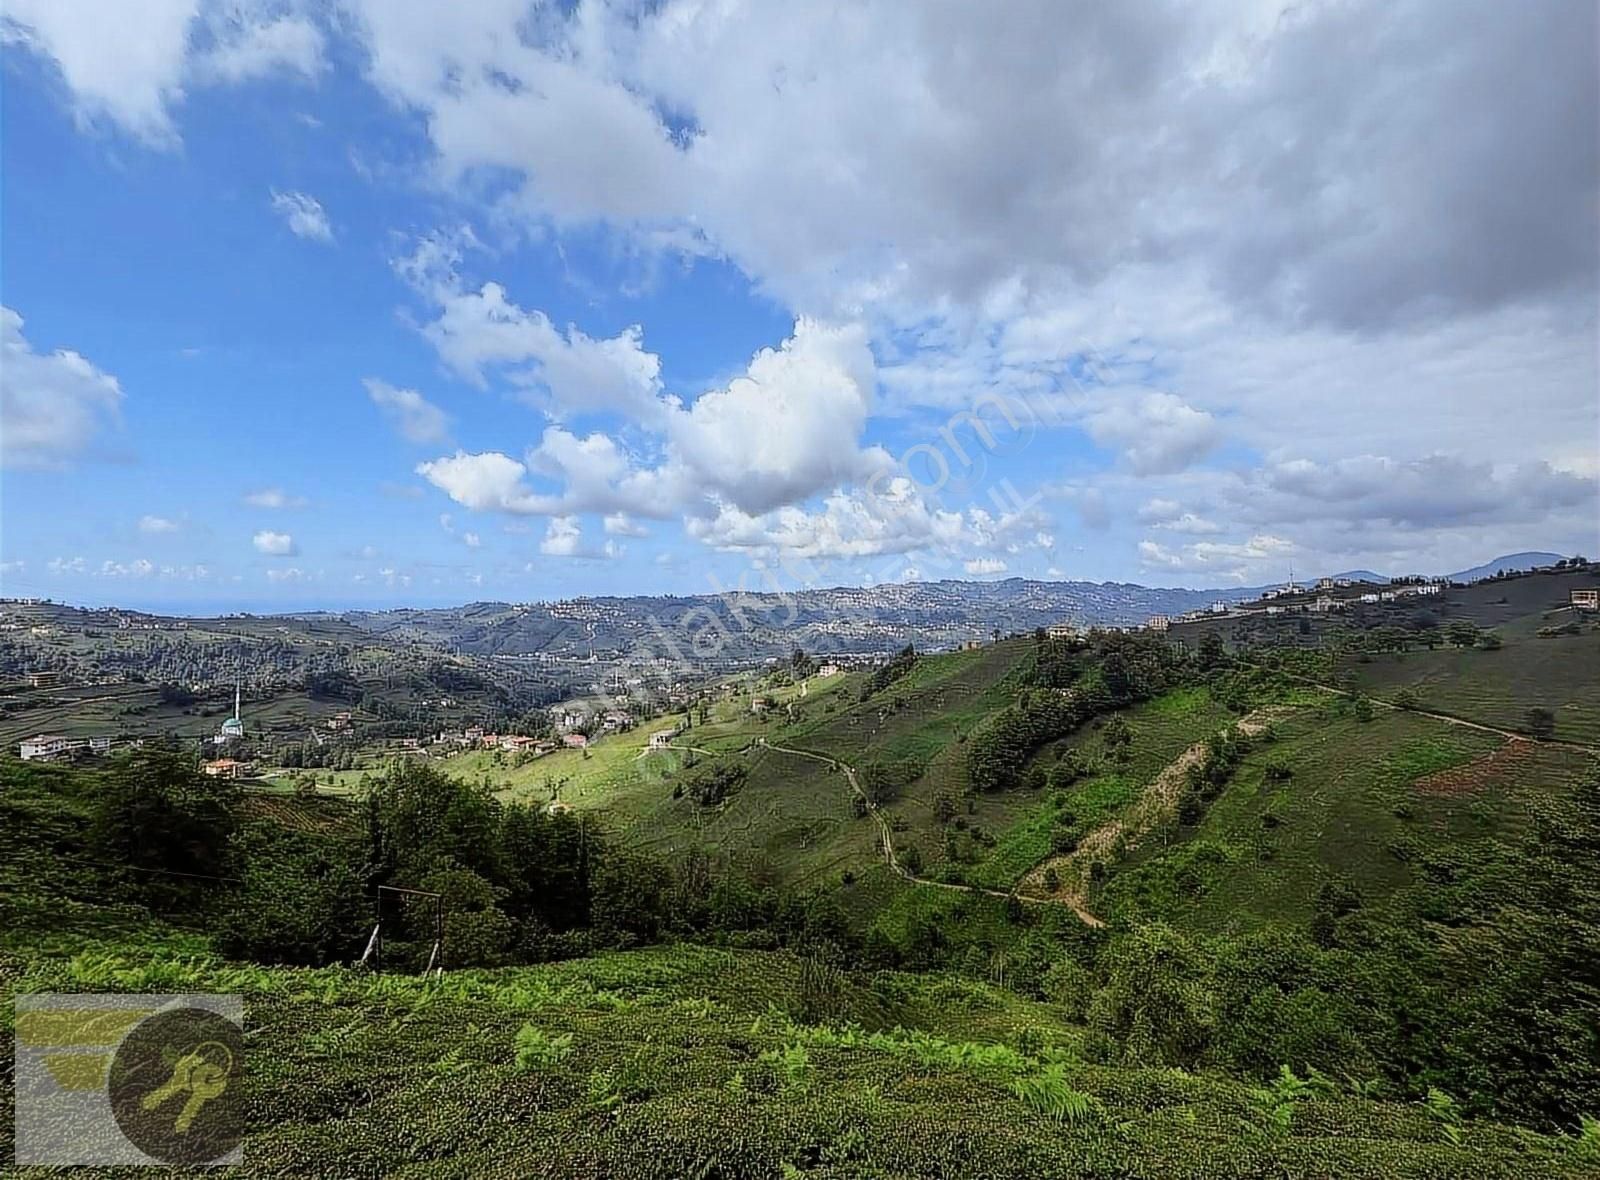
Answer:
[
  {"left": 815, "top": 663, "right": 841, "bottom": 678},
  {"left": 19, "top": 734, "right": 72, "bottom": 761},
  {"left": 1572, "top": 588, "right": 1600, "bottom": 611},
  {"left": 26, "top": 671, "right": 61, "bottom": 689},
  {"left": 201, "top": 758, "right": 253, "bottom": 779},
  {"left": 563, "top": 733, "right": 589, "bottom": 749},
  {"left": 327, "top": 711, "right": 353, "bottom": 731},
  {"left": 18, "top": 734, "right": 137, "bottom": 761},
  {"left": 1145, "top": 616, "right": 1170, "bottom": 632}
]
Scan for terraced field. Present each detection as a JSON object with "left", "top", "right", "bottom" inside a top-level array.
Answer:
[
  {"left": 1339, "top": 628, "right": 1600, "bottom": 745},
  {"left": 1098, "top": 697, "right": 1594, "bottom": 933}
]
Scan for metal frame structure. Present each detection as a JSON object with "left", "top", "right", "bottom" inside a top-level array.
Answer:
[{"left": 358, "top": 884, "right": 444, "bottom": 975}]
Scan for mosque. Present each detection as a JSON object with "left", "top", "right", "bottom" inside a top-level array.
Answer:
[{"left": 215, "top": 679, "right": 245, "bottom": 745}]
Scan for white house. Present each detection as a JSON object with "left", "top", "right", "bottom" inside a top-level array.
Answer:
[
  {"left": 1208, "top": 602, "right": 1228, "bottom": 615},
  {"left": 815, "top": 663, "right": 841, "bottom": 678},
  {"left": 19, "top": 734, "right": 73, "bottom": 761}
]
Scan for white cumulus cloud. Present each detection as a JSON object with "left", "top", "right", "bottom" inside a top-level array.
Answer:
[
  {"left": 1, "top": 306, "right": 123, "bottom": 468},
  {"left": 252, "top": 529, "right": 297, "bottom": 556}
]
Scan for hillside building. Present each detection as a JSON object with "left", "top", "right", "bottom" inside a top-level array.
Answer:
[
  {"left": 19, "top": 734, "right": 139, "bottom": 761},
  {"left": 19, "top": 734, "right": 72, "bottom": 761},
  {"left": 1572, "top": 588, "right": 1600, "bottom": 611},
  {"left": 201, "top": 758, "right": 253, "bottom": 779}
]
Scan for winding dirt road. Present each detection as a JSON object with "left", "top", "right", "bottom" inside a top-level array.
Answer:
[
  {"left": 1250, "top": 664, "right": 1599, "bottom": 753},
  {"left": 757, "top": 740, "right": 1091, "bottom": 918}
]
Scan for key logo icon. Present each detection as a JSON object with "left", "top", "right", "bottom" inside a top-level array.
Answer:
[
  {"left": 108, "top": 1006, "right": 244, "bottom": 1164},
  {"left": 139, "top": 1040, "right": 233, "bottom": 1132}
]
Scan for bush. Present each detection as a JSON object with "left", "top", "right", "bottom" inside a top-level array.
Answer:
[{"left": 513, "top": 1024, "right": 573, "bottom": 1069}]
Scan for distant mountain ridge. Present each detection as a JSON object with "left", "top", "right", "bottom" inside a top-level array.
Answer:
[
  {"left": 333, "top": 550, "right": 1572, "bottom": 662},
  {"left": 1325, "top": 552, "right": 1567, "bottom": 586},
  {"left": 1443, "top": 551, "right": 1567, "bottom": 583}
]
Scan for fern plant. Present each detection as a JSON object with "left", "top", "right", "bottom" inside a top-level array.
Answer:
[
  {"left": 1011, "top": 1064, "right": 1100, "bottom": 1125},
  {"left": 758, "top": 1042, "right": 813, "bottom": 1093},
  {"left": 1572, "top": 1114, "right": 1600, "bottom": 1163},
  {"left": 1423, "top": 1086, "right": 1464, "bottom": 1146},
  {"left": 513, "top": 1023, "right": 573, "bottom": 1070}
]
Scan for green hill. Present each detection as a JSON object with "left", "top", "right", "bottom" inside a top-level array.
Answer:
[{"left": 4, "top": 607, "right": 1599, "bottom": 1176}]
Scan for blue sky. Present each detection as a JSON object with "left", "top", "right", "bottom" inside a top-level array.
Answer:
[{"left": 2, "top": 2, "right": 1595, "bottom": 612}]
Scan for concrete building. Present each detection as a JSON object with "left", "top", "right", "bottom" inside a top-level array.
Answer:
[
  {"left": 19, "top": 734, "right": 73, "bottom": 761},
  {"left": 1572, "top": 588, "right": 1600, "bottom": 611},
  {"left": 26, "top": 671, "right": 61, "bottom": 689},
  {"left": 563, "top": 732, "right": 589, "bottom": 749},
  {"left": 1145, "top": 615, "right": 1170, "bottom": 632},
  {"left": 202, "top": 758, "right": 252, "bottom": 779}
]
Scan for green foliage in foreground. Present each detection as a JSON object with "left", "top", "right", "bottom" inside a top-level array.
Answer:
[{"left": 2, "top": 940, "right": 1596, "bottom": 1179}]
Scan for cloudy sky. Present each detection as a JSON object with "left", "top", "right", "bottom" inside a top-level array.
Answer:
[{"left": 2, "top": 0, "right": 1596, "bottom": 610}]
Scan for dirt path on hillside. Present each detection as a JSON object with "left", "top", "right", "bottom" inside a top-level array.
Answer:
[
  {"left": 1013, "top": 708, "right": 1286, "bottom": 925},
  {"left": 655, "top": 742, "right": 724, "bottom": 759},
  {"left": 1257, "top": 665, "right": 1599, "bottom": 753},
  {"left": 758, "top": 741, "right": 1078, "bottom": 916}
]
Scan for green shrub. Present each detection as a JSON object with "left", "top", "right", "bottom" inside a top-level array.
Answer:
[{"left": 513, "top": 1023, "right": 573, "bottom": 1069}]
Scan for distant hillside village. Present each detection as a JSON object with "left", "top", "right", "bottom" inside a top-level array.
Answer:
[{"left": 7, "top": 555, "right": 1594, "bottom": 772}]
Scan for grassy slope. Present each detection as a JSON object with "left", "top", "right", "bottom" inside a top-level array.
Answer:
[
  {"left": 1098, "top": 694, "right": 1594, "bottom": 933},
  {"left": 946, "top": 687, "right": 1240, "bottom": 891},
  {"left": 520, "top": 642, "right": 1032, "bottom": 884},
  {"left": 1339, "top": 628, "right": 1600, "bottom": 744},
  {"left": 2, "top": 936, "right": 1590, "bottom": 1179}
]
